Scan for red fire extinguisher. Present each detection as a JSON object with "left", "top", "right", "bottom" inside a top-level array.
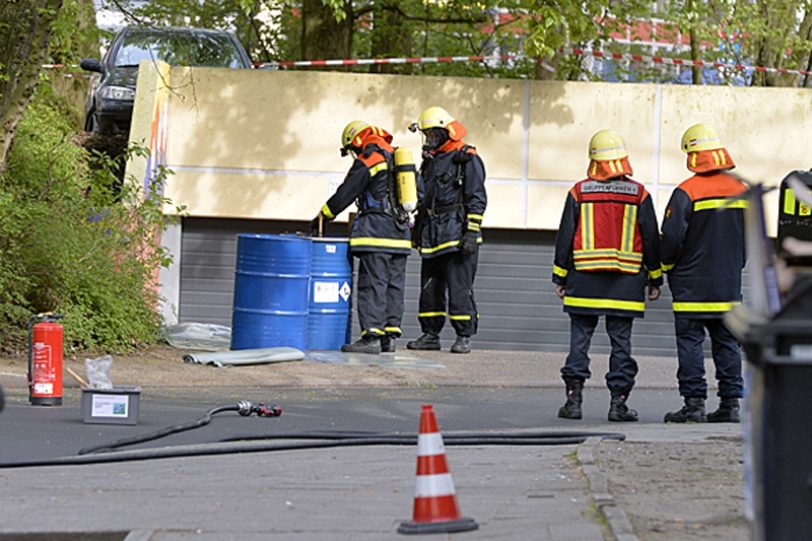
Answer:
[{"left": 28, "top": 313, "right": 65, "bottom": 406}]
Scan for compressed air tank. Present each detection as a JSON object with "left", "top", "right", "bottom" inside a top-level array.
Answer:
[{"left": 394, "top": 147, "right": 418, "bottom": 213}]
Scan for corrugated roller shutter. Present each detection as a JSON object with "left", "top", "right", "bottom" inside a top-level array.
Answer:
[{"left": 179, "top": 217, "right": 748, "bottom": 355}]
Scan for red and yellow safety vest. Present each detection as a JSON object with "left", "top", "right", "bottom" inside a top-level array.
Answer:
[{"left": 571, "top": 178, "right": 649, "bottom": 275}]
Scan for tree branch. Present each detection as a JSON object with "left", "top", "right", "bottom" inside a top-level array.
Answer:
[
  {"left": 107, "top": 0, "right": 151, "bottom": 26},
  {"left": 380, "top": 3, "right": 488, "bottom": 25}
]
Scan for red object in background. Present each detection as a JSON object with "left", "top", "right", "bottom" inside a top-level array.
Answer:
[{"left": 29, "top": 318, "right": 64, "bottom": 406}]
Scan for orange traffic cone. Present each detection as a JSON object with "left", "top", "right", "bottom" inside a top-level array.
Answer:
[{"left": 398, "top": 404, "right": 478, "bottom": 535}]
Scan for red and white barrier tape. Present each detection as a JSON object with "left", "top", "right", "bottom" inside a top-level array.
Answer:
[
  {"left": 565, "top": 47, "right": 812, "bottom": 77},
  {"left": 256, "top": 47, "right": 812, "bottom": 77},
  {"left": 262, "top": 55, "right": 495, "bottom": 68},
  {"left": 43, "top": 48, "right": 812, "bottom": 78}
]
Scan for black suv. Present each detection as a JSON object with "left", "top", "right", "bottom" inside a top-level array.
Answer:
[{"left": 80, "top": 26, "right": 252, "bottom": 134}]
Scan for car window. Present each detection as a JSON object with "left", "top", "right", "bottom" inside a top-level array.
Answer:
[{"left": 114, "top": 31, "right": 246, "bottom": 68}]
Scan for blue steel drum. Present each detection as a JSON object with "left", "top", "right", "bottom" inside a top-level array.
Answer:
[
  {"left": 306, "top": 238, "right": 352, "bottom": 350},
  {"left": 231, "top": 234, "right": 311, "bottom": 350}
]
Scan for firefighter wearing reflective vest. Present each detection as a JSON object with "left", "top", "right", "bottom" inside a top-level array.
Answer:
[
  {"left": 311, "top": 120, "right": 412, "bottom": 354},
  {"left": 552, "top": 129, "right": 662, "bottom": 422},
  {"left": 661, "top": 124, "right": 746, "bottom": 423},
  {"left": 405, "top": 106, "right": 487, "bottom": 354}
]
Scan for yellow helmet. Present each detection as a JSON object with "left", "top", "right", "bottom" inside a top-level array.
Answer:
[
  {"left": 341, "top": 120, "right": 370, "bottom": 150},
  {"left": 589, "top": 129, "right": 628, "bottom": 161},
  {"left": 415, "top": 106, "right": 455, "bottom": 131},
  {"left": 681, "top": 123, "right": 723, "bottom": 153}
]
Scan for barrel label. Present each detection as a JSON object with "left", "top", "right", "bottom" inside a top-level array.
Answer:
[
  {"left": 326, "top": 244, "right": 337, "bottom": 254},
  {"left": 340, "top": 282, "right": 351, "bottom": 301},
  {"left": 313, "top": 281, "right": 339, "bottom": 303}
]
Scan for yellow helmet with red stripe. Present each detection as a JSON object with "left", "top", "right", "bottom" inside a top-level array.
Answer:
[
  {"left": 341, "top": 120, "right": 371, "bottom": 150},
  {"left": 681, "top": 123, "right": 723, "bottom": 153},
  {"left": 416, "top": 106, "right": 455, "bottom": 131},
  {"left": 589, "top": 129, "right": 628, "bottom": 161}
]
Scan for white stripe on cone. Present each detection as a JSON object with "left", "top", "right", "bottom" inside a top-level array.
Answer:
[
  {"left": 417, "top": 433, "right": 445, "bottom": 456},
  {"left": 414, "top": 473, "right": 456, "bottom": 498}
]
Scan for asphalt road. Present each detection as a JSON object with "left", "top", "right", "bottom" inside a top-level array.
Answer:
[
  {"left": 0, "top": 359, "right": 751, "bottom": 541},
  {"left": 1, "top": 386, "right": 682, "bottom": 466}
]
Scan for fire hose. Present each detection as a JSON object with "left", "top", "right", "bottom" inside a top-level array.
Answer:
[
  {"left": 0, "top": 401, "right": 626, "bottom": 468},
  {"left": 78, "top": 400, "right": 282, "bottom": 455}
]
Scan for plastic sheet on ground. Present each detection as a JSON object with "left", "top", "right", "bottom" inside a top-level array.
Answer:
[
  {"left": 305, "top": 350, "right": 445, "bottom": 369},
  {"left": 183, "top": 347, "right": 304, "bottom": 367},
  {"left": 164, "top": 323, "right": 231, "bottom": 351}
]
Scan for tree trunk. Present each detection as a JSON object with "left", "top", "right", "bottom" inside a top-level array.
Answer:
[
  {"left": 533, "top": 55, "right": 559, "bottom": 81},
  {"left": 369, "top": 6, "right": 413, "bottom": 74},
  {"left": 0, "top": 0, "right": 64, "bottom": 174},
  {"left": 798, "top": 8, "right": 812, "bottom": 87},
  {"left": 301, "top": 0, "right": 353, "bottom": 67},
  {"left": 686, "top": 0, "right": 701, "bottom": 85}
]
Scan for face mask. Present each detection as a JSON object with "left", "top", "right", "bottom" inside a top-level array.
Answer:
[{"left": 422, "top": 128, "right": 448, "bottom": 151}]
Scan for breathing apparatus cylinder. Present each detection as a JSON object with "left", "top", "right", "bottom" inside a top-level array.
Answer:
[{"left": 394, "top": 147, "right": 418, "bottom": 213}]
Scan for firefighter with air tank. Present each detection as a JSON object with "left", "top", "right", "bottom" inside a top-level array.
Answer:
[
  {"left": 405, "top": 106, "right": 487, "bottom": 355},
  {"left": 311, "top": 121, "right": 418, "bottom": 354}
]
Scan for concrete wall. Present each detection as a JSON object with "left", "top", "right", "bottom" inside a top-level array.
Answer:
[{"left": 128, "top": 64, "right": 812, "bottom": 234}]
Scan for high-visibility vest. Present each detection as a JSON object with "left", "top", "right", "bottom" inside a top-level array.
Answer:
[
  {"left": 571, "top": 178, "right": 648, "bottom": 275},
  {"left": 777, "top": 169, "right": 812, "bottom": 264}
]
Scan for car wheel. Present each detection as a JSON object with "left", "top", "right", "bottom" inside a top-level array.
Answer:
[{"left": 85, "top": 111, "right": 97, "bottom": 133}]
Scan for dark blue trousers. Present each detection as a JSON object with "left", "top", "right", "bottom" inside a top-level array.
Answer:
[
  {"left": 674, "top": 316, "right": 743, "bottom": 399},
  {"left": 356, "top": 252, "right": 407, "bottom": 336},
  {"left": 417, "top": 250, "right": 479, "bottom": 337},
  {"left": 560, "top": 314, "right": 638, "bottom": 396}
]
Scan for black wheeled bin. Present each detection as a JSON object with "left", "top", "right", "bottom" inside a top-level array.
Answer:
[{"left": 743, "top": 274, "right": 812, "bottom": 541}]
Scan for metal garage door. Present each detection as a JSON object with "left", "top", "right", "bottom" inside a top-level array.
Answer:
[{"left": 179, "top": 217, "right": 702, "bottom": 356}]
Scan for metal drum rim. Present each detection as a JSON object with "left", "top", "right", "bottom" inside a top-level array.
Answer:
[{"left": 237, "top": 233, "right": 311, "bottom": 241}]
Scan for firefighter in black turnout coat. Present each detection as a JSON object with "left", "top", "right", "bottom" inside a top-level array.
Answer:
[
  {"left": 661, "top": 124, "right": 747, "bottom": 423},
  {"left": 406, "top": 107, "right": 487, "bottom": 354},
  {"left": 552, "top": 129, "right": 662, "bottom": 422},
  {"left": 311, "top": 121, "right": 412, "bottom": 354}
]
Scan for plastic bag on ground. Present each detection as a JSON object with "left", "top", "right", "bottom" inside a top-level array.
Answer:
[{"left": 85, "top": 355, "right": 113, "bottom": 389}]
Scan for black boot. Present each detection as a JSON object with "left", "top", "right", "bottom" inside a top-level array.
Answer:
[
  {"left": 707, "top": 397, "right": 740, "bottom": 423},
  {"left": 558, "top": 380, "right": 584, "bottom": 420},
  {"left": 341, "top": 335, "right": 381, "bottom": 354},
  {"left": 608, "top": 394, "right": 638, "bottom": 422},
  {"left": 663, "top": 397, "right": 706, "bottom": 423},
  {"left": 380, "top": 335, "right": 396, "bottom": 353},
  {"left": 406, "top": 332, "right": 441, "bottom": 351},
  {"left": 450, "top": 336, "right": 471, "bottom": 354}
]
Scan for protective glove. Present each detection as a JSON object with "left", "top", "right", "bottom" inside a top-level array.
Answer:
[
  {"left": 459, "top": 231, "right": 478, "bottom": 255},
  {"left": 309, "top": 212, "right": 324, "bottom": 237}
]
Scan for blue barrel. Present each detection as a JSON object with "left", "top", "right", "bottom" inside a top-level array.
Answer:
[
  {"left": 306, "top": 238, "right": 352, "bottom": 350},
  {"left": 231, "top": 234, "right": 311, "bottom": 350}
]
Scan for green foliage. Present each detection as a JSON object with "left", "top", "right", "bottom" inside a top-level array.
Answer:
[
  {"left": 0, "top": 88, "right": 180, "bottom": 354},
  {"left": 50, "top": 0, "right": 102, "bottom": 64},
  {"left": 52, "top": 0, "right": 812, "bottom": 85}
]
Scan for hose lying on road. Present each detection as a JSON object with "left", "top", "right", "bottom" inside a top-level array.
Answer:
[
  {"left": 78, "top": 400, "right": 282, "bottom": 455},
  {"left": 0, "top": 401, "right": 626, "bottom": 469}
]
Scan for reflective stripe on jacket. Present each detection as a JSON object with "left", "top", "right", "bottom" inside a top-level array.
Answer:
[
  {"left": 571, "top": 178, "right": 648, "bottom": 274},
  {"left": 414, "top": 140, "right": 487, "bottom": 259},
  {"left": 323, "top": 138, "right": 411, "bottom": 255},
  {"left": 661, "top": 171, "right": 747, "bottom": 318},
  {"left": 552, "top": 176, "right": 662, "bottom": 318}
]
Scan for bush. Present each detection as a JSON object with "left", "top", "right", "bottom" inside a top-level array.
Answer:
[{"left": 0, "top": 89, "right": 179, "bottom": 355}]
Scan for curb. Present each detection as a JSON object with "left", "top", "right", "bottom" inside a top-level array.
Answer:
[{"left": 577, "top": 437, "right": 641, "bottom": 541}]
